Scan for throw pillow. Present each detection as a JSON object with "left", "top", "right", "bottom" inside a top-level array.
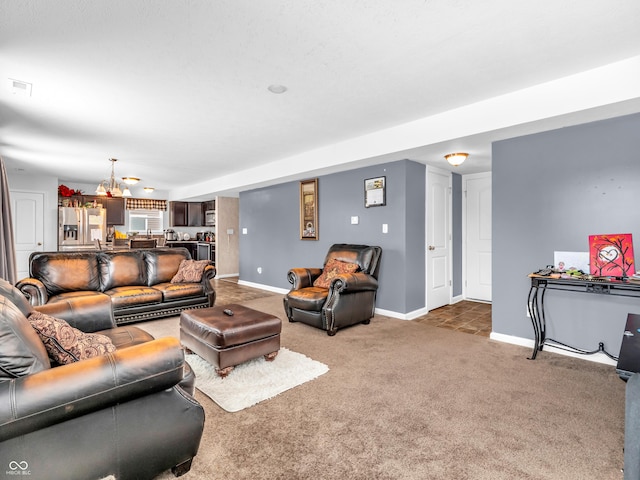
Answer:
[
  {"left": 28, "top": 311, "right": 116, "bottom": 365},
  {"left": 313, "top": 258, "right": 359, "bottom": 289},
  {"left": 171, "top": 259, "right": 210, "bottom": 283}
]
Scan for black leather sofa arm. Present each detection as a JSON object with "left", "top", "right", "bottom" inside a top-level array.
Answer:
[
  {"left": 34, "top": 298, "right": 116, "bottom": 332},
  {"left": 202, "top": 264, "right": 217, "bottom": 303},
  {"left": 287, "top": 268, "right": 323, "bottom": 290},
  {"left": 15, "top": 278, "right": 48, "bottom": 306},
  {"left": 0, "top": 337, "right": 185, "bottom": 442},
  {"left": 202, "top": 265, "right": 216, "bottom": 284},
  {"left": 331, "top": 272, "right": 379, "bottom": 292}
]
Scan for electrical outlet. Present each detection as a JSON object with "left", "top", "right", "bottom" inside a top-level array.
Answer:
[{"left": 257, "top": 267, "right": 262, "bottom": 274}]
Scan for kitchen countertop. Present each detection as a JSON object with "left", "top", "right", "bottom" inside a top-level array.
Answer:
[{"left": 166, "top": 240, "right": 215, "bottom": 244}]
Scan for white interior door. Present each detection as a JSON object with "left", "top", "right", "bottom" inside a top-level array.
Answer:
[
  {"left": 426, "top": 168, "right": 451, "bottom": 311},
  {"left": 464, "top": 173, "right": 492, "bottom": 301},
  {"left": 11, "top": 191, "right": 44, "bottom": 281}
]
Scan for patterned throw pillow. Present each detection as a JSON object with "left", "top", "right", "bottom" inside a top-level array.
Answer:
[
  {"left": 28, "top": 311, "right": 116, "bottom": 365},
  {"left": 171, "top": 259, "right": 210, "bottom": 283},
  {"left": 313, "top": 258, "right": 359, "bottom": 289}
]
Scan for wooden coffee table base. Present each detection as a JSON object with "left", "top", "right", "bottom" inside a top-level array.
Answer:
[{"left": 208, "top": 350, "right": 279, "bottom": 378}]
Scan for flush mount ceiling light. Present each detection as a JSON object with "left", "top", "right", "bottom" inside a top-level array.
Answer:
[
  {"left": 267, "top": 84, "right": 288, "bottom": 94},
  {"left": 143, "top": 187, "right": 155, "bottom": 193},
  {"left": 445, "top": 152, "right": 469, "bottom": 167},
  {"left": 96, "top": 158, "right": 134, "bottom": 197},
  {"left": 122, "top": 176, "right": 140, "bottom": 185}
]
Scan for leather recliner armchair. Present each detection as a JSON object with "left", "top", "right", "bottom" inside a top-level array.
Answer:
[
  {"left": 0, "top": 279, "right": 205, "bottom": 480},
  {"left": 283, "top": 244, "right": 382, "bottom": 336}
]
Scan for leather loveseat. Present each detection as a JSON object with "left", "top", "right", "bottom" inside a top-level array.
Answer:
[
  {"left": 16, "top": 247, "right": 216, "bottom": 325},
  {"left": 0, "top": 278, "right": 205, "bottom": 480}
]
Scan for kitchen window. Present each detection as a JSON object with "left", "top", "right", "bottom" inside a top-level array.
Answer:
[{"left": 128, "top": 209, "right": 164, "bottom": 233}]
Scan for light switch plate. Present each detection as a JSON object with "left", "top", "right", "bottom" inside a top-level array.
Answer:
[
  {"left": 382, "top": 224, "right": 388, "bottom": 233},
  {"left": 351, "top": 216, "right": 359, "bottom": 225}
]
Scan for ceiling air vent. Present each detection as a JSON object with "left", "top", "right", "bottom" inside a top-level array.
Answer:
[{"left": 8, "top": 79, "right": 32, "bottom": 97}]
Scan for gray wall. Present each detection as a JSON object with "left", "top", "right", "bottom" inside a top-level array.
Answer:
[
  {"left": 239, "top": 159, "right": 427, "bottom": 314},
  {"left": 492, "top": 112, "right": 640, "bottom": 355}
]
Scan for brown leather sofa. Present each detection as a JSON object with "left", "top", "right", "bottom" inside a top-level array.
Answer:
[
  {"left": 0, "top": 278, "right": 205, "bottom": 480},
  {"left": 16, "top": 247, "right": 216, "bottom": 325},
  {"left": 283, "top": 243, "right": 382, "bottom": 335}
]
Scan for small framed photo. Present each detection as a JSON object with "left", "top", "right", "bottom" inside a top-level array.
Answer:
[
  {"left": 553, "top": 251, "right": 590, "bottom": 273},
  {"left": 364, "top": 176, "right": 386, "bottom": 208}
]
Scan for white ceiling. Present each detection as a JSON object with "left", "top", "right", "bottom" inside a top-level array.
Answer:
[{"left": 2, "top": 1, "right": 640, "bottom": 200}]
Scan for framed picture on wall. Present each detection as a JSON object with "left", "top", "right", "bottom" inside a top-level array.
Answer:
[
  {"left": 364, "top": 176, "right": 386, "bottom": 207},
  {"left": 300, "top": 178, "right": 318, "bottom": 240}
]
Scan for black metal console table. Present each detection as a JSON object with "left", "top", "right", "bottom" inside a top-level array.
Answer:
[{"left": 527, "top": 275, "right": 640, "bottom": 360}]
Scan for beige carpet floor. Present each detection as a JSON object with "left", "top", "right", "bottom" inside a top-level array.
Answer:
[{"left": 141, "top": 295, "right": 626, "bottom": 480}]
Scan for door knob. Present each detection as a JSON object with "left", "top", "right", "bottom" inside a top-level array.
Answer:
[
  {"left": 37, "top": 242, "right": 42, "bottom": 246},
  {"left": 428, "top": 245, "right": 435, "bottom": 250}
]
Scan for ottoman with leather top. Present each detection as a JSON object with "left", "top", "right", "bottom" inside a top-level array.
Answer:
[{"left": 180, "top": 304, "right": 282, "bottom": 377}]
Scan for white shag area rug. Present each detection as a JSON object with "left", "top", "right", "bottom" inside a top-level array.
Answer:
[{"left": 186, "top": 348, "right": 329, "bottom": 412}]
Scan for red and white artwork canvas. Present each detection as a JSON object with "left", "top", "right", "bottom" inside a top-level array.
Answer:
[{"left": 589, "top": 233, "right": 635, "bottom": 277}]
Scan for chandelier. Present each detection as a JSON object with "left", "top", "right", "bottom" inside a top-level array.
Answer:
[{"left": 96, "top": 158, "right": 138, "bottom": 197}]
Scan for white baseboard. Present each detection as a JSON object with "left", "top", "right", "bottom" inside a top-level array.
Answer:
[
  {"left": 236, "top": 282, "right": 611, "bottom": 367},
  {"left": 451, "top": 294, "right": 464, "bottom": 304},
  {"left": 489, "top": 332, "right": 617, "bottom": 366},
  {"left": 375, "top": 306, "right": 428, "bottom": 320},
  {"left": 235, "top": 280, "right": 416, "bottom": 318},
  {"left": 237, "top": 279, "right": 289, "bottom": 295},
  {"left": 217, "top": 273, "right": 240, "bottom": 279}
]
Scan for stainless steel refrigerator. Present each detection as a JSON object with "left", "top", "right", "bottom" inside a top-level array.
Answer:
[{"left": 58, "top": 206, "right": 107, "bottom": 250}]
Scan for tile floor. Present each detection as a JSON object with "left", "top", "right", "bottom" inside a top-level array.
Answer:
[
  {"left": 414, "top": 300, "right": 492, "bottom": 337},
  {"left": 212, "top": 276, "right": 277, "bottom": 304},
  {"left": 215, "top": 277, "right": 492, "bottom": 337}
]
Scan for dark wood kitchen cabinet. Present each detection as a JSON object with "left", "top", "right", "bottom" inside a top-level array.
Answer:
[
  {"left": 103, "top": 197, "right": 125, "bottom": 226},
  {"left": 170, "top": 201, "right": 205, "bottom": 227},
  {"left": 187, "top": 203, "right": 203, "bottom": 226},
  {"left": 167, "top": 241, "right": 198, "bottom": 259},
  {"left": 170, "top": 202, "right": 189, "bottom": 227}
]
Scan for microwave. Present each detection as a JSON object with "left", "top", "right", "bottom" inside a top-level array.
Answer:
[{"left": 205, "top": 210, "right": 216, "bottom": 226}]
